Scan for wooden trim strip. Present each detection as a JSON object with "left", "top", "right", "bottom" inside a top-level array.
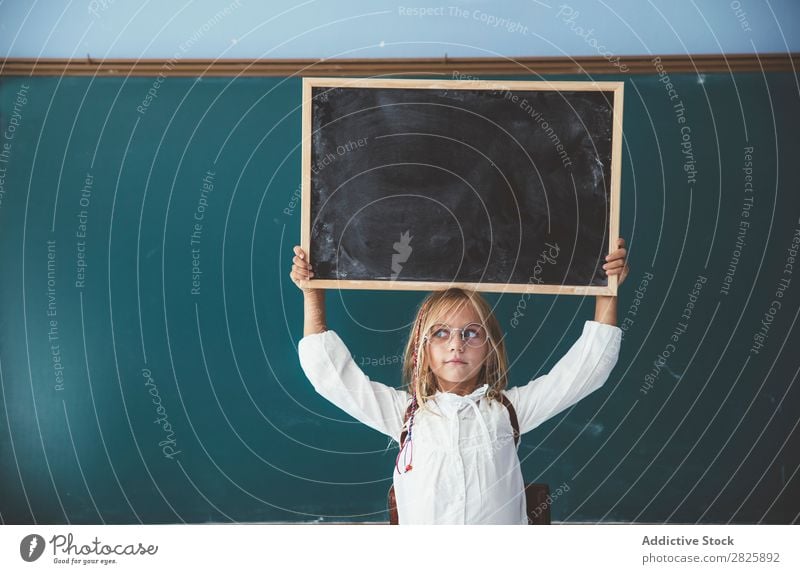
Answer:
[{"left": 1, "top": 53, "right": 797, "bottom": 77}]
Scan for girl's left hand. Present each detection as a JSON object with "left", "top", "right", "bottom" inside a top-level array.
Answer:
[{"left": 603, "top": 237, "right": 629, "bottom": 286}]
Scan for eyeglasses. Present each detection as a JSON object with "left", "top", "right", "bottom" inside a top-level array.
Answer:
[{"left": 424, "top": 323, "right": 488, "bottom": 348}]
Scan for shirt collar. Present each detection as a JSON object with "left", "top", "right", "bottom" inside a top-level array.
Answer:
[
  {"left": 434, "top": 383, "right": 489, "bottom": 415},
  {"left": 433, "top": 384, "right": 494, "bottom": 457}
]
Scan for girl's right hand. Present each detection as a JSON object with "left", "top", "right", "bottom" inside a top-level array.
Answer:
[{"left": 290, "top": 245, "right": 320, "bottom": 296}]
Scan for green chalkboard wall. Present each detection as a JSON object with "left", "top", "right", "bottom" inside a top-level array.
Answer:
[{"left": 0, "top": 72, "right": 797, "bottom": 524}]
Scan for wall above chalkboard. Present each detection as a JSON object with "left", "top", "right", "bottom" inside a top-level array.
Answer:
[{"left": 300, "top": 77, "right": 623, "bottom": 295}]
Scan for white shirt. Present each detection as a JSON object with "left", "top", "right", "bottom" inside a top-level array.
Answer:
[{"left": 297, "top": 320, "right": 622, "bottom": 524}]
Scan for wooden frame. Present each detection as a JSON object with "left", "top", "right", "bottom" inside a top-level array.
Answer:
[
  {"left": 300, "top": 77, "right": 623, "bottom": 296},
  {"left": 2, "top": 53, "right": 796, "bottom": 77}
]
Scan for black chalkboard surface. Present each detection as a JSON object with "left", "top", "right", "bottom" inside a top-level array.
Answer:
[{"left": 301, "top": 78, "right": 623, "bottom": 295}]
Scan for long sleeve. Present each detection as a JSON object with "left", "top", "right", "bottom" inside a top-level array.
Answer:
[
  {"left": 505, "top": 320, "right": 622, "bottom": 435},
  {"left": 297, "top": 330, "right": 411, "bottom": 442}
]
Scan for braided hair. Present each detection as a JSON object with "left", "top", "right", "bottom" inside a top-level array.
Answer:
[{"left": 395, "top": 308, "right": 425, "bottom": 473}]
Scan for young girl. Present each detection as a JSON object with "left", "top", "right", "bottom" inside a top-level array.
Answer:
[{"left": 291, "top": 239, "right": 629, "bottom": 524}]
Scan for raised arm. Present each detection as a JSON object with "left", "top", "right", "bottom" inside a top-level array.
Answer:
[
  {"left": 502, "top": 236, "right": 627, "bottom": 431},
  {"left": 594, "top": 237, "right": 629, "bottom": 326},
  {"left": 504, "top": 320, "right": 622, "bottom": 436},
  {"left": 290, "top": 245, "right": 327, "bottom": 336},
  {"left": 291, "top": 244, "right": 409, "bottom": 441},
  {"left": 298, "top": 330, "right": 410, "bottom": 442}
]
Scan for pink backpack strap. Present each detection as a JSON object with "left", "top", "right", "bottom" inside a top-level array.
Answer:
[{"left": 399, "top": 401, "right": 415, "bottom": 448}]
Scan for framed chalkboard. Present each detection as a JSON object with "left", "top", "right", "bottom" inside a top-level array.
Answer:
[{"left": 300, "top": 77, "right": 623, "bottom": 295}]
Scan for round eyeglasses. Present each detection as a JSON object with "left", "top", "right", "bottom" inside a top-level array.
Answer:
[{"left": 424, "top": 323, "right": 488, "bottom": 348}]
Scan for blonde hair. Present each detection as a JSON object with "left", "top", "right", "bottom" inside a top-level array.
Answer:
[{"left": 401, "top": 288, "right": 509, "bottom": 413}]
